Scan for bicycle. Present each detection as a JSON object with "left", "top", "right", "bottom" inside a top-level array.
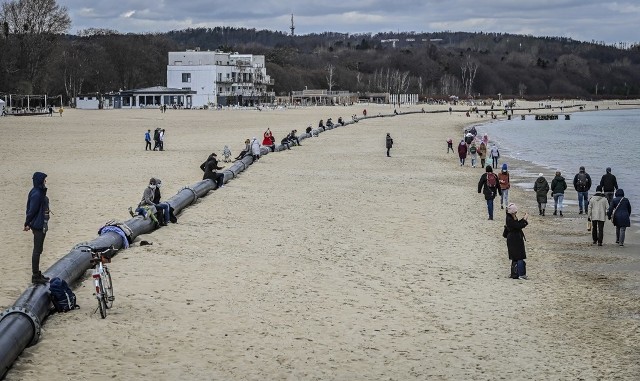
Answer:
[{"left": 81, "top": 246, "right": 116, "bottom": 318}]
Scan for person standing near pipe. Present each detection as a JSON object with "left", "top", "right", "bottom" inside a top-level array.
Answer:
[{"left": 24, "top": 171, "right": 51, "bottom": 285}]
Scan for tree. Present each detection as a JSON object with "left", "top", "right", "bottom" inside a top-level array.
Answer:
[
  {"left": 326, "top": 63, "right": 336, "bottom": 91},
  {"left": 1, "top": 0, "right": 70, "bottom": 93},
  {"left": 460, "top": 55, "right": 479, "bottom": 97}
]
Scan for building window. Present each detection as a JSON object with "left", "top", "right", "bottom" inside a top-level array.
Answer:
[{"left": 182, "top": 73, "right": 191, "bottom": 83}]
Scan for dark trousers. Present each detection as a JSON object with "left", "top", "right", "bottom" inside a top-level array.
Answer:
[
  {"left": 386, "top": 148, "right": 391, "bottom": 157},
  {"left": 214, "top": 173, "right": 224, "bottom": 188},
  {"left": 145, "top": 140, "right": 151, "bottom": 150},
  {"left": 447, "top": 143, "right": 453, "bottom": 153},
  {"left": 32, "top": 228, "right": 46, "bottom": 274},
  {"left": 591, "top": 220, "right": 605, "bottom": 244}
]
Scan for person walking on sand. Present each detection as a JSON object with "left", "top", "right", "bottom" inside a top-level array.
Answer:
[
  {"left": 385, "top": 133, "right": 394, "bottom": 157},
  {"left": 24, "top": 172, "right": 51, "bottom": 285},
  {"left": 478, "top": 141, "right": 487, "bottom": 168},
  {"left": 608, "top": 189, "right": 631, "bottom": 247},
  {"left": 533, "top": 173, "right": 550, "bottom": 216},
  {"left": 469, "top": 141, "right": 478, "bottom": 167},
  {"left": 588, "top": 185, "right": 609, "bottom": 246},
  {"left": 457, "top": 139, "right": 468, "bottom": 166},
  {"left": 489, "top": 144, "right": 500, "bottom": 169},
  {"left": 551, "top": 170, "right": 567, "bottom": 216},
  {"left": 498, "top": 163, "right": 510, "bottom": 209},
  {"left": 505, "top": 203, "right": 529, "bottom": 280},
  {"left": 599, "top": 167, "right": 618, "bottom": 205},
  {"left": 144, "top": 129, "right": 152, "bottom": 151},
  {"left": 573, "top": 166, "right": 592, "bottom": 214},
  {"left": 478, "top": 165, "right": 502, "bottom": 220},
  {"left": 447, "top": 138, "right": 453, "bottom": 153},
  {"left": 58, "top": 106, "right": 63, "bottom": 117}
]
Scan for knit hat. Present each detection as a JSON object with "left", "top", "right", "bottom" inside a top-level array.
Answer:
[
  {"left": 596, "top": 185, "right": 603, "bottom": 192},
  {"left": 507, "top": 203, "right": 518, "bottom": 214},
  {"left": 501, "top": 163, "right": 508, "bottom": 172},
  {"left": 580, "top": 166, "right": 585, "bottom": 171},
  {"left": 538, "top": 173, "right": 544, "bottom": 177},
  {"left": 606, "top": 167, "right": 611, "bottom": 173}
]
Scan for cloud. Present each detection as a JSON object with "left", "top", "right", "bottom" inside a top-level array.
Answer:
[{"left": 57, "top": 0, "right": 638, "bottom": 44}]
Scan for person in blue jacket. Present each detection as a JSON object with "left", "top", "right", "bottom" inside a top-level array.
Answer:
[
  {"left": 24, "top": 172, "right": 51, "bottom": 285},
  {"left": 607, "top": 189, "right": 632, "bottom": 247}
]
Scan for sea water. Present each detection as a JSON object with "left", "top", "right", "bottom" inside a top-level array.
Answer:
[{"left": 477, "top": 109, "right": 639, "bottom": 224}]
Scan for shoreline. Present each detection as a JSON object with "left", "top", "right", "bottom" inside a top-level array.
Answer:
[{"left": 2, "top": 103, "right": 639, "bottom": 379}]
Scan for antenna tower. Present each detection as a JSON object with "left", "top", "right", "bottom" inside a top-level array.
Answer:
[{"left": 290, "top": 14, "right": 295, "bottom": 36}]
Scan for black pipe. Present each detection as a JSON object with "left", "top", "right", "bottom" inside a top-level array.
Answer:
[{"left": 0, "top": 112, "right": 377, "bottom": 379}]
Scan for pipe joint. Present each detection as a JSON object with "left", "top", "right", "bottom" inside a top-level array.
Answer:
[
  {"left": 181, "top": 186, "right": 198, "bottom": 202},
  {"left": 0, "top": 306, "right": 42, "bottom": 346}
]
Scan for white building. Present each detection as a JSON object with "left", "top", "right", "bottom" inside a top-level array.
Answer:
[{"left": 166, "top": 49, "right": 274, "bottom": 108}]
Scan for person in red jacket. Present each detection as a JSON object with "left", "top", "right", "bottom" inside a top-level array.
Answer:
[
  {"left": 498, "top": 163, "right": 511, "bottom": 209},
  {"left": 262, "top": 128, "right": 275, "bottom": 152},
  {"left": 457, "top": 139, "right": 468, "bottom": 166}
]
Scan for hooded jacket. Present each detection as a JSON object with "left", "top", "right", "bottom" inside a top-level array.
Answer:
[
  {"left": 505, "top": 212, "right": 528, "bottom": 261},
  {"left": 533, "top": 176, "right": 550, "bottom": 203},
  {"left": 551, "top": 175, "right": 567, "bottom": 195},
  {"left": 25, "top": 172, "right": 49, "bottom": 230},
  {"left": 587, "top": 192, "right": 609, "bottom": 221},
  {"left": 608, "top": 189, "right": 631, "bottom": 227}
]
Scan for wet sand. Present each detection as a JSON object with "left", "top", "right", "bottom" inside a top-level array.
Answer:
[{"left": 1, "top": 101, "right": 639, "bottom": 380}]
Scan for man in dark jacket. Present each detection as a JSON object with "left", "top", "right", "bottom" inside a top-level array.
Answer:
[
  {"left": 505, "top": 203, "right": 529, "bottom": 279},
  {"left": 599, "top": 167, "right": 618, "bottom": 205},
  {"left": 200, "top": 153, "right": 225, "bottom": 189},
  {"left": 478, "top": 165, "right": 502, "bottom": 220},
  {"left": 573, "top": 166, "right": 592, "bottom": 214},
  {"left": 551, "top": 170, "right": 568, "bottom": 216},
  {"left": 24, "top": 172, "right": 51, "bottom": 285}
]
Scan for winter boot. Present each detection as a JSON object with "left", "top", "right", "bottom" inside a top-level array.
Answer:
[
  {"left": 542, "top": 209, "right": 545, "bottom": 216},
  {"left": 553, "top": 210, "right": 557, "bottom": 216},
  {"left": 559, "top": 211, "right": 563, "bottom": 217},
  {"left": 32, "top": 272, "right": 50, "bottom": 285}
]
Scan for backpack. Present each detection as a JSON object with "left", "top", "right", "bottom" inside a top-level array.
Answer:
[
  {"left": 576, "top": 173, "right": 587, "bottom": 188},
  {"left": 49, "top": 277, "right": 79, "bottom": 313},
  {"left": 470, "top": 145, "right": 477, "bottom": 154},
  {"left": 487, "top": 173, "right": 498, "bottom": 188}
]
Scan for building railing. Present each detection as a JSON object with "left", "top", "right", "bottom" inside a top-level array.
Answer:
[
  {"left": 291, "top": 90, "right": 352, "bottom": 96},
  {"left": 218, "top": 91, "right": 275, "bottom": 97}
]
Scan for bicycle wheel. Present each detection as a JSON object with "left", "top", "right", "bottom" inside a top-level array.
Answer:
[
  {"left": 97, "top": 278, "right": 107, "bottom": 319},
  {"left": 103, "top": 267, "right": 115, "bottom": 308}
]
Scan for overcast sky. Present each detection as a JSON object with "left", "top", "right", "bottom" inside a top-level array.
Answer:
[{"left": 58, "top": 0, "right": 638, "bottom": 45}]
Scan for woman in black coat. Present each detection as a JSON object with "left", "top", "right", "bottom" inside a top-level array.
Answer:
[
  {"left": 505, "top": 203, "right": 529, "bottom": 279},
  {"left": 607, "top": 188, "right": 632, "bottom": 246}
]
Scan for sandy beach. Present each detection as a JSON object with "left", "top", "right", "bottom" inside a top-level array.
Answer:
[{"left": 1, "top": 102, "right": 639, "bottom": 380}]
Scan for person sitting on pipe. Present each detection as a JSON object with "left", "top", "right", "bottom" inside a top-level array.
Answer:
[
  {"left": 288, "top": 130, "right": 301, "bottom": 146},
  {"left": 318, "top": 119, "right": 325, "bottom": 131},
  {"left": 281, "top": 135, "right": 292, "bottom": 150},
  {"left": 234, "top": 139, "right": 251, "bottom": 161},
  {"left": 326, "top": 118, "right": 334, "bottom": 128},
  {"left": 201, "top": 153, "right": 225, "bottom": 189},
  {"left": 128, "top": 178, "right": 160, "bottom": 226},
  {"left": 152, "top": 178, "right": 177, "bottom": 224},
  {"left": 262, "top": 128, "right": 275, "bottom": 152},
  {"left": 337, "top": 116, "right": 344, "bottom": 126}
]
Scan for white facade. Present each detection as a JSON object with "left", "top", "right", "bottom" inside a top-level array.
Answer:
[{"left": 166, "top": 50, "right": 273, "bottom": 108}]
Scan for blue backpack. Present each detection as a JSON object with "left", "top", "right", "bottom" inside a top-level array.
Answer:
[{"left": 49, "top": 277, "right": 79, "bottom": 312}]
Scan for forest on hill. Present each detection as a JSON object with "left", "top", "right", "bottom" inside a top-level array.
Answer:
[{"left": 1, "top": 0, "right": 639, "bottom": 103}]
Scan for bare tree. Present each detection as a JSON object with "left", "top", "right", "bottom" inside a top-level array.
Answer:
[
  {"left": 518, "top": 82, "right": 527, "bottom": 98},
  {"left": 460, "top": 56, "right": 479, "bottom": 97},
  {"left": 1, "top": 0, "right": 70, "bottom": 92},
  {"left": 326, "top": 63, "right": 336, "bottom": 92}
]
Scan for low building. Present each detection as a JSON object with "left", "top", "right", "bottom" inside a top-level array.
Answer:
[{"left": 112, "top": 86, "right": 196, "bottom": 109}]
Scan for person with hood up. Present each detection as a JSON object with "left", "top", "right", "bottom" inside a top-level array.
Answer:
[
  {"left": 587, "top": 185, "right": 609, "bottom": 246},
  {"left": 250, "top": 137, "right": 261, "bottom": 160},
  {"left": 505, "top": 203, "right": 529, "bottom": 280},
  {"left": 457, "top": 139, "right": 468, "bottom": 166},
  {"left": 498, "top": 163, "right": 511, "bottom": 209},
  {"left": 131, "top": 178, "right": 159, "bottom": 226},
  {"left": 551, "top": 170, "right": 567, "bottom": 216},
  {"left": 599, "top": 167, "right": 618, "bottom": 205},
  {"left": 533, "top": 173, "right": 550, "bottom": 216},
  {"left": 573, "top": 166, "right": 592, "bottom": 214},
  {"left": 386, "top": 133, "right": 394, "bottom": 157},
  {"left": 607, "top": 189, "right": 632, "bottom": 247},
  {"left": 478, "top": 165, "right": 502, "bottom": 220},
  {"left": 201, "top": 153, "right": 225, "bottom": 189},
  {"left": 24, "top": 171, "right": 51, "bottom": 285}
]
